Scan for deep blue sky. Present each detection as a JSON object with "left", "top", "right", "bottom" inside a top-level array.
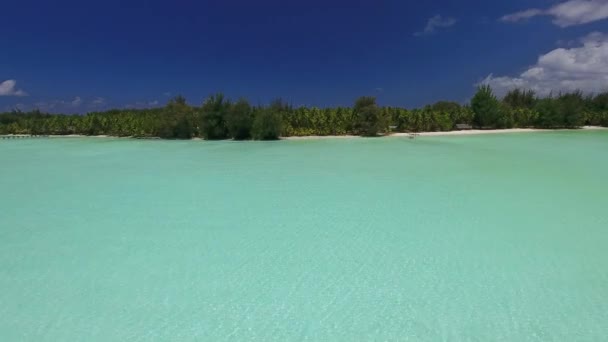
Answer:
[{"left": 2, "top": 0, "right": 608, "bottom": 112}]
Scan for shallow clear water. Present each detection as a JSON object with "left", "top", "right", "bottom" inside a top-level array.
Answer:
[{"left": 1, "top": 131, "right": 607, "bottom": 341}]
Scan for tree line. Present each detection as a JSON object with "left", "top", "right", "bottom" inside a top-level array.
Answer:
[{"left": 1, "top": 86, "right": 607, "bottom": 139}]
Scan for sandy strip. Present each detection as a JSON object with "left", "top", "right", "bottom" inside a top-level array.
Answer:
[
  {"left": 47, "top": 134, "right": 114, "bottom": 138},
  {"left": 410, "top": 126, "right": 607, "bottom": 137},
  {"left": 284, "top": 126, "right": 607, "bottom": 140},
  {"left": 3, "top": 126, "right": 605, "bottom": 140},
  {"left": 285, "top": 135, "right": 360, "bottom": 140}
]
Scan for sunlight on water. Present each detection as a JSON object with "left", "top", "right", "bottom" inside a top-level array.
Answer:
[{"left": 1, "top": 131, "right": 607, "bottom": 340}]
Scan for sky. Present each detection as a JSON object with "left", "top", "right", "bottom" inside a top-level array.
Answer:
[{"left": 2, "top": 0, "right": 608, "bottom": 113}]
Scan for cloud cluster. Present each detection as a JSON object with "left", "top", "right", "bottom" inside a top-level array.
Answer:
[
  {"left": 3, "top": 95, "right": 164, "bottom": 113},
  {"left": 414, "top": 15, "right": 457, "bottom": 36},
  {"left": 125, "top": 100, "right": 161, "bottom": 109},
  {"left": 92, "top": 97, "right": 106, "bottom": 106},
  {"left": 4, "top": 96, "right": 108, "bottom": 113},
  {"left": 0, "top": 80, "right": 28, "bottom": 96},
  {"left": 71, "top": 96, "right": 83, "bottom": 107},
  {"left": 479, "top": 32, "right": 608, "bottom": 97},
  {"left": 501, "top": 0, "right": 608, "bottom": 27}
]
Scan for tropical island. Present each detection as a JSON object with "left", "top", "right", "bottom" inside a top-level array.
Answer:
[{"left": 1, "top": 86, "right": 607, "bottom": 140}]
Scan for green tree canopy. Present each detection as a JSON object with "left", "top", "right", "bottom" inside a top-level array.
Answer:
[
  {"left": 2, "top": 87, "right": 604, "bottom": 138},
  {"left": 251, "top": 99, "right": 284, "bottom": 140},
  {"left": 471, "top": 85, "right": 501, "bottom": 128},
  {"left": 503, "top": 89, "right": 536, "bottom": 109},
  {"left": 558, "top": 92, "right": 585, "bottom": 128},
  {"left": 354, "top": 96, "right": 387, "bottom": 136},
  {"left": 200, "top": 93, "right": 230, "bottom": 140},
  {"left": 226, "top": 98, "right": 253, "bottom": 140},
  {"left": 535, "top": 97, "right": 561, "bottom": 128}
]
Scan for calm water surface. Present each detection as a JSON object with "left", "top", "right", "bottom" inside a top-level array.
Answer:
[{"left": 1, "top": 131, "right": 607, "bottom": 341}]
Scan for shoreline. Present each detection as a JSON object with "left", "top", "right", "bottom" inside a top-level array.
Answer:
[
  {"left": 284, "top": 126, "right": 607, "bottom": 140},
  {"left": 2, "top": 126, "right": 606, "bottom": 141}
]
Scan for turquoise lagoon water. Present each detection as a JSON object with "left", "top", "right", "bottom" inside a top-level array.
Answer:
[{"left": 1, "top": 131, "right": 607, "bottom": 341}]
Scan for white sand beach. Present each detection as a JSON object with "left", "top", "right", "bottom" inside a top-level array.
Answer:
[
  {"left": 284, "top": 126, "right": 608, "bottom": 140},
  {"left": 3, "top": 126, "right": 606, "bottom": 141}
]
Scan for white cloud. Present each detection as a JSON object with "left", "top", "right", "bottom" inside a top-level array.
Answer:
[
  {"left": 479, "top": 32, "right": 608, "bottom": 97},
  {"left": 91, "top": 97, "right": 106, "bottom": 105},
  {"left": 29, "top": 99, "right": 72, "bottom": 112},
  {"left": 0, "top": 79, "right": 28, "bottom": 96},
  {"left": 13, "top": 96, "right": 111, "bottom": 113},
  {"left": 501, "top": 9, "right": 544, "bottom": 22},
  {"left": 501, "top": 0, "right": 608, "bottom": 27},
  {"left": 414, "top": 15, "right": 457, "bottom": 36},
  {"left": 71, "top": 96, "right": 82, "bottom": 107},
  {"left": 5, "top": 103, "right": 26, "bottom": 111},
  {"left": 126, "top": 100, "right": 161, "bottom": 109}
]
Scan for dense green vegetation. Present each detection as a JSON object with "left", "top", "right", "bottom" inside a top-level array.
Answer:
[
  {"left": 1, "top": 87, "right": 607, "bottom": 139},
  {"left": 353, "top": 96, "right": 386, "bottom": 136}
]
